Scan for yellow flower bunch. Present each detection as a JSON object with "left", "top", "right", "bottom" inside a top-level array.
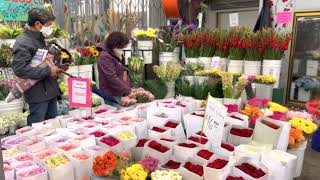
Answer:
[
  {"left": 135, "top": 28, "right": 157, "bottom": 40},
  {"left": 255, "top": 75, "right": 277, "bottom": 85},
  {"left": 85, "top": 46, "right": 99, "bottom": 57},
  {"left": 290, "top": 117, "right": 318, "bottom": 135},
  {"left": 61, "top": 51, "right": 70, "bottom": 59},
  {"left": 268, "top": 102, "right": 288, "bottom": 113},
  {"left": 194, "top": 70, "right": 207, "bottom": 76},
  {"left": 121, "top": 164, "right": 147, "bottom": 180}
]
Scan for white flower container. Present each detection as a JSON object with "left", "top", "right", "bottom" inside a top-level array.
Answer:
[
  {"left": 287, "top": 141, "right": 307, "bottom": 178},
  {"left": 160, "top": 52, "right": 179, "bottom": 65},
  {"left": 211, "top": 57, "right": 227, "bottom": 71},
  {"left": 244, "top": 61, "right": 261, "bottom": 76},
  {"left": 124, "top": 42, "right": 132, "bottom": 65},
  {"left": 255, "top": 84, "right": 274, "bottom": 100},
  {"left": 198, "top": 57, "right": 212, "bottom": 70},
  {"left": 137, "top": 40, "right": 153, "bottom": 64},
  {"left": 228, "top": 60, "right": 243, "bottom": 73},
  {"left": 1, "top": 39, "right": 16, "bottom": 48},
  {"left": 185, "top": 58, "right": 199, "bottom": 64},
  {"left": 195, "top": 76, "right": 209, "bottom": 85},
  {"left": 263, "top": 59, "right": 282, "bottom": 88},
  {"left": 65, "top": 64, "right": 93, "bottom": 80},
  {"left": 183, "top": 76, "right": 196, "bottom": 86},
  {"left": 165, "top": 82, "right": 175, "bottom": 98},
  {"left": 0, "top": 98, "right": 24, "bottom": 116}
]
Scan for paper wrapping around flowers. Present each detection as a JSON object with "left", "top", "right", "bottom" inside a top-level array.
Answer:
[
  {"left": 227, "top": 125, "right": 253, "bottom": 146},
  {"left": 133, "top": 119, "right": 148, "bottom": 138},
  {"left": 163, "top": 120, "right": 186, "bottom": 140},
  {"left": 232, "top": 157, "right": 269, "bottom": 180},
  {"left": 173, "top": 143, "right": 199, "bottom": 162},
  {"left": 180, "top": 160, "right": 203, "bottom": 180},
  {"left": 235, "top": 144, "right": 272, "bottom": 162},
  {"left": 16, "top": 166, "right": 48, "bottom": 180},
  {"left": 69, "top": 152, "right": 91, "bottom": 180},
  {"left": 203, "top": 155, "right": 232, "bottom": 180},
  {"left": 157, "top": 104, "right": 184, "bottom": 123},
  {"left": 143, "top": 142, "right": 172, "bottom": 164},
  {"left": 116, "top": 131, "right": 138, "bottom": 151},
  {"left": 183, "top": 113, "right": 205, "bottom": 138},
  {"left": 253, "top": 117, "right": 283, "bottom": 148},
  {"left": 148, "top": 128, "right": 172, "bottom": 139},
  {"left": 147, "top": 113, "right": 171, "bottom": 129},
  {"left": 46, "top": 159, "right": 74, "bottom": 180},
  {"left": 227, "top": 112, "right": 249, "bottom": 128},
  {"left": 73, "top": 135, "right": 96, "bottom": 149},
  {"left": 261, "top": 150, "right": 297, "bottom": 180}
]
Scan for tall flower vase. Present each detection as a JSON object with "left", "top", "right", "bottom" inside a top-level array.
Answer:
[
  {"left": 244, "top": 61, "right": 261, "bottom": 76},
  {"left": 198, "top": 57, "right": 212, "bottom": 70},
  {"left": 165, "top": 82, "right": 175, "bottom": 98},
  {"left": 287, "top": 141, "right": 307, "bottom": 178},
  {"left": 228, "top": 60, "right": 243, "bottom": 73},
  {"left": 159, "top": 52, "right": 178, "bottom": 65},
  {"left": 185, "top": 58, "right": 198, "bottom": 65},
  {"left": 255, "top": 83, "right": 274, "bottom": 100},
  {"left": 263, "top": 60, "right": 282, "bottom": 88},
  {"left": 137, "top": 40, "right": 153, "bottom": 64}
]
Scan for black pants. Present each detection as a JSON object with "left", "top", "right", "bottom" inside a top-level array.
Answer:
[{"left": 27, "top": 98, "right": 58, "bottom": 126}]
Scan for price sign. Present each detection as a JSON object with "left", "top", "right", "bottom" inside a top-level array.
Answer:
[
  {"left": 229, "top": 13, "right": 239, "bottom": 27},
  {"left": 203, "top": 94, "right": 227, "bottom": 147},
  {"left": 68, "top": 78, "right": 91, "bottom": 108}
]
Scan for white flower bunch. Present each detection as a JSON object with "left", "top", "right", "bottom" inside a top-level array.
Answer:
[
  {"left": 151, "top": 170, "right": 182, "bottom": 180},
  {"left": 0, "top": 112, "right": 28, "bottom": 135}
]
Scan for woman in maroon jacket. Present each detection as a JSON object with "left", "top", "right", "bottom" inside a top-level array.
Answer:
[{"left": 96, "top": 32, "right": 132, "bottom": 106}]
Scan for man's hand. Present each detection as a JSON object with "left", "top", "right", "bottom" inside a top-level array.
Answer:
[{"left": 50, "top": 65, "right": 59, "bottom": 77}]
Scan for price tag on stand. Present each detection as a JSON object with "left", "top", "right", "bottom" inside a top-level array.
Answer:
[
  {"left": 229, "top": 13, "right": 239, "bottom": 27},
  {"left": 68, "top": 78, "right": 92, "bottom": 108},
  {"left": 202, "top": 94, "right": 228, "bottom": 148}
]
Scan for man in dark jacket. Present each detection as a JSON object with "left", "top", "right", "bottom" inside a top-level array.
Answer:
[{"left": 12, "top": 8, "right": 60, "bottom": 126}]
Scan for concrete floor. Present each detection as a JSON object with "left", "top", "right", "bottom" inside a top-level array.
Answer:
[{"left": 295, "top": 139, "right": 320, "bottom": 180}]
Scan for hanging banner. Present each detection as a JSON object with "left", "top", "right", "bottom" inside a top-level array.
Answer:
[
  {"left": 68, "top": 78, "right": 92, "bottom": 108},
  {"left": 0, "top": 0, "right": 44, "bottom": 21},
  {"left": 203, "top": 94, "right": 228, "bottom": 148}
]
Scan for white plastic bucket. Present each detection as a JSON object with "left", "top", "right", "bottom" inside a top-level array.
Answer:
[
  {"left": 255, "top": 83, "right": 273, "bottom": 100},
  {"left": 0, "top": 98, "right": 24, "bottom": 116},
  {"left": 244, "top": 61, "right": 261, "bottom": 76},
  {"left": 93, "top": 63, "right": 99, "bottom": 88},
  {"left": 306, "top": 60, "right": 319, "bottom": 76},
  {"left": 0, "top": 39, "right": 16, "bottom": 48},
  {"left": 211, "top": 57, "right": 227, "bottom": 71},
  {"left": 185, "top": 58, "right": 199, "bottom": 64},
  {"left": 137, "top": 40, "right": 153, "bottom": 64},
  {"left": 287, "top": 141, "right": 307, "bottom": 178},
  {"left": 263, "top": 59, "right": 282, "bottom": 88},
  {"left": 183, "top": 76, "right": 196, "bottom": 86},
  {"left": 198, "top": 57, "right": 212, "bottom": 70},
  {"left": 173, "top": 47, "right": 180, "bottom": 61},
  {"left": 228, "top": 60, "right": 243, "bottom": 73},
  {"left": 65, "top": 64, "right": 93, "bottom": 80},
  {"left": 195, "top": 76, "right": 209, "bottom": 85},
  {"left": 159, "top": 52, "right": 178, "bottom": 65},
  {"left": 165, "top": 82, "right": 175, "bottom": 98}
]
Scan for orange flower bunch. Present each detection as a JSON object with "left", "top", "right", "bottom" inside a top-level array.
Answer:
[
  {"left": 240, "top": 105, "right": 263, "bottom": 117},
  {"left": 93, "top": 151, "right": 118, "bottom": 177},
  {"left": 289, "top": 128, "right": 305, "bottom": 149}
]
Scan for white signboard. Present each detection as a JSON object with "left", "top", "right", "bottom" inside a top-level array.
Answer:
[
  {"left": 229, "top": 13, "right": 239, "bottom": 27},
  {"left": 203, "top": 95, "right": 228, "bottom": 148}
]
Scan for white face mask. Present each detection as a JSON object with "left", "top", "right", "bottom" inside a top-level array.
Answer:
[
  {"left": 40, "top": 25, "right": 53, "bottom": 37},
  {"left": 113, "top": 48, "right": 124, "bottom": 57}
]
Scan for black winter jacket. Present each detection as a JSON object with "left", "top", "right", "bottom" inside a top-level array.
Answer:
[{"left": 12, "top": 29, "right": 60, "bottom": 103}]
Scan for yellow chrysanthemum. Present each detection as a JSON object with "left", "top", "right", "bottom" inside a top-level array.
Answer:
[
  {"left": 303, "top": 120, "right": 318, "bottom": 135},
  {"left": 289, "top": 117, "right": 305, "bottom": 128},
  {"left": 268, "top": 102, "right": 288, "bottom": 113}
]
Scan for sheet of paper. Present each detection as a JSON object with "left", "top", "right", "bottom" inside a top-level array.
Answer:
[{"left": 229, "top": 13, "right": 239, "bottom": 27}]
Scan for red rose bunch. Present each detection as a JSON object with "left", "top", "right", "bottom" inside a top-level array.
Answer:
[
  {"left": 207, "top": 159, "right": 228, "bottom": 169},
  {"left": 221, "top": 143, "right": 235, "bottom": 152},
  {"left": 184, "top": 162, "right": 204, "bottom": 176},
  {"left": 164, "top": 121, "right": 179, "bottom": 128},
  {"left": 162, "top": 160, "right": 181, "bottom": 169},
  {"left": 261, "top": 120, "right": 280, "bottom": 130},
  {"left": 100, "top": 136, "right": 120, "bottom": 147},
  {"left": 136, "top": 139, "right": 149, "bottom": 147},
  {"left": 151, "top": 127, "right": 166, "bottom": 133},
  {"left": 226, "top": 176, "right": 245, "bottom": 180},
  {"left": 89, "top": 131, "right": 106, "bottom": 138},
  {"left": 188, "top": 136, "right": 208, "bottom": 145},
  {"left": 260, "top": 28, "right": 290, "bottom": 60},
  {"left": 178, "top": 142, "right": 198, "bottom": 148},
  {"left": 197, "top": 149, "right": 214, "bottom": 160},
  {"left": 230, "top": 128, "right": 253, "bottom": 137},
  {"left": 196, "top": 131, "right": 207, "bottom": 137},
  {"left": 160, "top": 138, "right": 175, "bottom": 142},
  {"left": 236, "top": 163, "right": 266, "bottom": 178},
  {"left": 148, "top": 140, "right": 169, "bottom": 153}
]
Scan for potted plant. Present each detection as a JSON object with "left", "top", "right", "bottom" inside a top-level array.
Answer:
[
  {"left": 183, "top": 31, "right": 200, "bottom": 64},
  {"left": 128, "top": 56, "right": 144, "bottom": 88},
  {"left": 227, "top": 27, "right": 248, "bottom": 73},
  {"left": 67, "top": 46, "right": 99, "bottom": 80},
  {"left": 198, "top": 29, "right": 216, "bottom": 69},
  {"left": 158, "top": 27, "right": 180, "bottom": 65},
  {"left": 214, "top": 29, "right": 229, "bottom": 71},
  {"left": 261, "top": 28, "right": 290, "bottom": 88},
  {"left": 153, "top": 61, "right": 181, "bottom": 98},
  {"left": 134, "top": 28, "right": 157, "bottom": 64},
  {"left": 243, "top": 31, "right": 263, "bottom": 76},
  {"left": 253, "top": 75, "right": 277, "bottom": 100},
  {"left": 0, "top": 23, "right": 23, "bottom": 48}
]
